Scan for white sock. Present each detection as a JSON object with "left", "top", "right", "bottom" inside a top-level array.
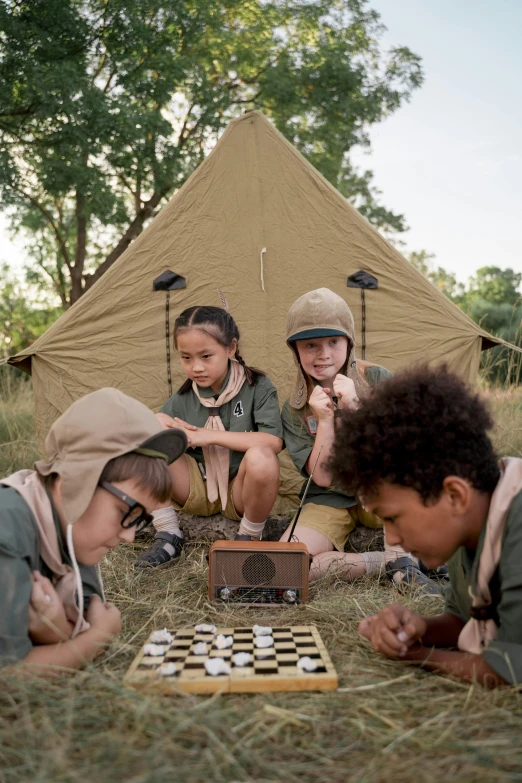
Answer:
[
  {"left": 383, "top": 541, "right": 417, "bottom": 565},
  {"left": 152, "top": 506, "right": 184, "bottom": 538},
  {"left": 360, "top": 551, "right": 386, "bottom": 576},
  {"left": 238, "top": 515, "right": 266, "bottom": 539}
]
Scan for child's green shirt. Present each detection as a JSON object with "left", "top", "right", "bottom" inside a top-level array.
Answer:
[
  {"left": 160, "top": 371, "right": 283, "bottom": 479},
  {"left": 282, "top": 365, "right": 392, "bottom": 507},
  {"left": 444, "top": 488, "right": 522, "bottom": 685},
  {"left": 0, "top": 485, "right": 102, "bottom": 666}
]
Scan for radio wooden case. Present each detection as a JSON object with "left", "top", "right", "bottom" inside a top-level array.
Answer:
[{"left": 208, "top": 540, "right": 310, "bottom": 606}]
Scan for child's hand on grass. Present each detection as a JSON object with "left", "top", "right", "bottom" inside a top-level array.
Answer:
[
  {"left": 85, "top": 595, "right": 121, "bottom": 651},
  {"left": 309, "top": 386, "right": 335, "bottom": 422},
  {"left": 28, "top": 571, "right": 72, "bottom": 644},
  {"left": 333, "top": 375, "right": 359, "bottom": 411},
  {"left": 358, "top": 604, "right": 427, "bottom": 658}
]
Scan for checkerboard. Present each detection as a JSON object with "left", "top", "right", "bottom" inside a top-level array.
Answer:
[{"left": 124, "top": 625, "right": 338, "bottom": 694}]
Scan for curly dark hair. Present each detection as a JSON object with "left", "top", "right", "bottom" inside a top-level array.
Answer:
[{"left": 329, "top": 365, "right": 500, "bottom": 502}]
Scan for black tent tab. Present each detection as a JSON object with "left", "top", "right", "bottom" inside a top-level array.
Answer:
[
  {"left": 347, "top": 270, "right": 378, "bottom": 290},
  {"left": 346, "top": 270, "right": 378, "bottom": 359},
  {"left": 153, "top": 271, "right": 186, "bottom": 291}
]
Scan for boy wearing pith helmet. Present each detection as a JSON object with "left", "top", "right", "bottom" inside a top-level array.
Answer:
[
  {"left": 331, "top": 366, "right": 522, "bottom": 687},
  {"left": 280, "top": 288, "right": 438, "bottom": 591},
  {"left": 0, "top": 388, "right": 187, "bottom": 676}
]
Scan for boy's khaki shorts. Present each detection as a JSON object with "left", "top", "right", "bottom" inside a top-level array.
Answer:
[
  {"left": 172, "top": 455, "right": 241, "bottom": 521},
  {"left": 294, "top": 502, "right": 383, "bottom": 552}
]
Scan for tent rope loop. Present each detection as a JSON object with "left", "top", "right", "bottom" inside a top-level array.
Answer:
[{"left": 260, "top": 247, "right": 266, "bottom": 292}]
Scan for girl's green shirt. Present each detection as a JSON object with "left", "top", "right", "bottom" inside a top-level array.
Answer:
[
  {"left": 282, "top": 365, "right": 392, "bottom": 508},
  {"left": 160, "top": 372, "right": 283, "bottom": 479}
]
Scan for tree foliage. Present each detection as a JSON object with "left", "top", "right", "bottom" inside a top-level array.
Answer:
[
  {"left": 0, "top": 264, "right": 61, "bottom": 359},
  {"left": 410, "top": 255, "right": 522, "bottom": 385},
  {"left": 409, "top": 250, "right": 464, "bottom": 301},
  {"left": 461, "top": 266, "right": 522, "bottom": 309},
  {"left": 0, "top": 0, "right": 423, "bottom": 305}
]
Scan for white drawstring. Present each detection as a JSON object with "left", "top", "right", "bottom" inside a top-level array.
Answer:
[
  {"left": 260, "top": 247, "right": 266, "bottom": 292},
  {"left": 96, "top": 564, "right": 106, "bottom": 602},
  {"left": 67, "top": 524, "right": 85, "bottom": 638}
]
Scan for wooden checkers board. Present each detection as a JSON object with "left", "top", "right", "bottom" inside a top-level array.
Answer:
[{"left": 124, "top": 625, "right": 338, "bottom": 694}]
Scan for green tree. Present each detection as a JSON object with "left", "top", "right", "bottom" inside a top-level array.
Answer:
[
  {"left": 409, "top": 250, "right": 464, "bottom": 301},
  {"left": 0, "top": 264, "right": 61, "bottom": 359},
  {"left": 461, "top": 266, "right": 522, "bottom": 309},
  {"left": 0, "top": 0, "right": 423, "bottom": 305}
]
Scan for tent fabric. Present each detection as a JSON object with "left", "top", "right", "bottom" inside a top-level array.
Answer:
[{"left": 9, "top": 111, "right": 506, "bottom": 509}]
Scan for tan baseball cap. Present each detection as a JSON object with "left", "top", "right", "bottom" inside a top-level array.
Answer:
[
  {"left": 35, "top": 388, "right": 187, "bottom": 523},
  {"left": 286, "top": 288, "right": 355, "bottom": 343}
]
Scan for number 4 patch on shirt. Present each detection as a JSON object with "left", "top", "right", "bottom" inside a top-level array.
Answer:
[{"left": 233, "top": 401, "right": 244, "bottom": 417}]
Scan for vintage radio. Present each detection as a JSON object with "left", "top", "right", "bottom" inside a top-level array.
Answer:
[{"left": 208, "top": 540, "right": 310, "bottom": 606}]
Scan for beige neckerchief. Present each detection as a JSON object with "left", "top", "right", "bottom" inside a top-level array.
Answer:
[
  {"left": 191, "top": 360, "right": 246, "bottom": 508},
  {"left": 458, "top": 457, "right": 522, "bottom": 655},
  {"left": 1, "top": 470, "right": 90, "bottom": 638}
]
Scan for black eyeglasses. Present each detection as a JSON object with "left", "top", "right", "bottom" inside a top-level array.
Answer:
[{"left": 99, "top": 481, "right": 153, "bottom": 533}]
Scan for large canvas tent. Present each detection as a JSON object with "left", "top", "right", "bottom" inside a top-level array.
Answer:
[{"left": 9, "top": 110, "right": 506, "bottom": 504}]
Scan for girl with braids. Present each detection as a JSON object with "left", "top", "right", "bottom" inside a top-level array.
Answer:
[
  {"left": 135, "top": 306, "right": 283, "bottom": 568},
  {"left": 281, "top": 288, "right": 439, "bottom": 592}
]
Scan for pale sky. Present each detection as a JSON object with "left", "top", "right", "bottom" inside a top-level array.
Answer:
[
  {"left": 2, "top": 0, "right": 521, "bottom": 284},
  {"left": 351, "top": 0, "right": 522, "bottom": 282}
]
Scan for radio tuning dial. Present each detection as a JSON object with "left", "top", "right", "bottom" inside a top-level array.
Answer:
[
  {"left": 219, "top": 587, "right": 232, "bottom": 601},
  {"left": 283, "top": 589, "right": 297, "bottom": 604}
]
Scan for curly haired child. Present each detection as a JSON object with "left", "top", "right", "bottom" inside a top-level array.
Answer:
[{"left": 330, "top": 365, "right": 522, "bottom": 687}]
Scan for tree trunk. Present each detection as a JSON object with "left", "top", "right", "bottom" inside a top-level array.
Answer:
[
  {"left": 83, "top": 183, "right": 171, "bottom": 291},
  {"left": 70, "top": 191, "right": 87, "bottom": 305}
]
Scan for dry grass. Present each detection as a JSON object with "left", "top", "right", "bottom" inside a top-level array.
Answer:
[{"left": 1, "top": 376, "right": 522, "bottom": 782}]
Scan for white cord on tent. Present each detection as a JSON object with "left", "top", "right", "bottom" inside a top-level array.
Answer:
[
  {"left": 67, "top": 524, "right": 85, "bottom": 639},
  {"left": 260, "top": 247, "right": 266, "bottom": 292}
]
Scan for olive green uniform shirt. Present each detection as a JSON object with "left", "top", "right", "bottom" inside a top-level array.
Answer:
[
  {"left": 0, "top": 484, "right": 102, "bottom": 666},
  {"left": 160, "top": 370, "right": 283, "bottom": 479},
  {"left": 282, "top": 365, "right": 392, "bottom": 507},
  {"left": 444, "top": 488, "right": 522, "bottom": 685}
]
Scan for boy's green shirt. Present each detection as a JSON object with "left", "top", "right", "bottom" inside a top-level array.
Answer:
[
  {"left": 160, "top": 371, "right": 283, "bottom": 479},
  {"left": 282, "top": 365, "right": 392, "bottom": 507},
  {"left": 0, "top": 485, "right": 102, "bottom": 666},
  {"left": 444, "top": 488, "right": 522, "bottom": 685}
]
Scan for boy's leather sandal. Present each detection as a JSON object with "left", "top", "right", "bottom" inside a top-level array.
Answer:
[
  {"left": 385, "top": 556, "right": 443, "bottom": 596},
  {"left": 134, "top": 532, "right": 184, "bottom": 568},
  {"left": 418, "top": 560, "right": 449, "bottom": 580}
]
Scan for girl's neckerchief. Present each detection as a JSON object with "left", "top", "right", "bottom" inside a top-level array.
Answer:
[{"left": 191, "top": 360, "right": 246, "bottom": 508}]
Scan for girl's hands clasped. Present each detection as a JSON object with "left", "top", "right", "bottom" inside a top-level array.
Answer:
[
  {"left": 333, "top": 374, "right": 359, "bottom": 411},
  {"left": 308, "top": 386, "right": 335, "bottom": 422},
  {"left": 171, "top": 417, "right": 211, "bottom": 448},
  {"left": 155, "top": 412, "right": 210, "bottom": 447}
]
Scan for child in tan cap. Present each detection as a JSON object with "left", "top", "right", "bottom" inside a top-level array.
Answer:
[
  {"left": 0, "top": 388, "right": 187, "bottom": 676},
  {"left": 281, "top": 288, "right": 438, "bottom": 591}
]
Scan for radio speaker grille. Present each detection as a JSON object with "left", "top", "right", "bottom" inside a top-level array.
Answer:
[{"left": 214, "top": 550, "right": 304, "bottom": 587}]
